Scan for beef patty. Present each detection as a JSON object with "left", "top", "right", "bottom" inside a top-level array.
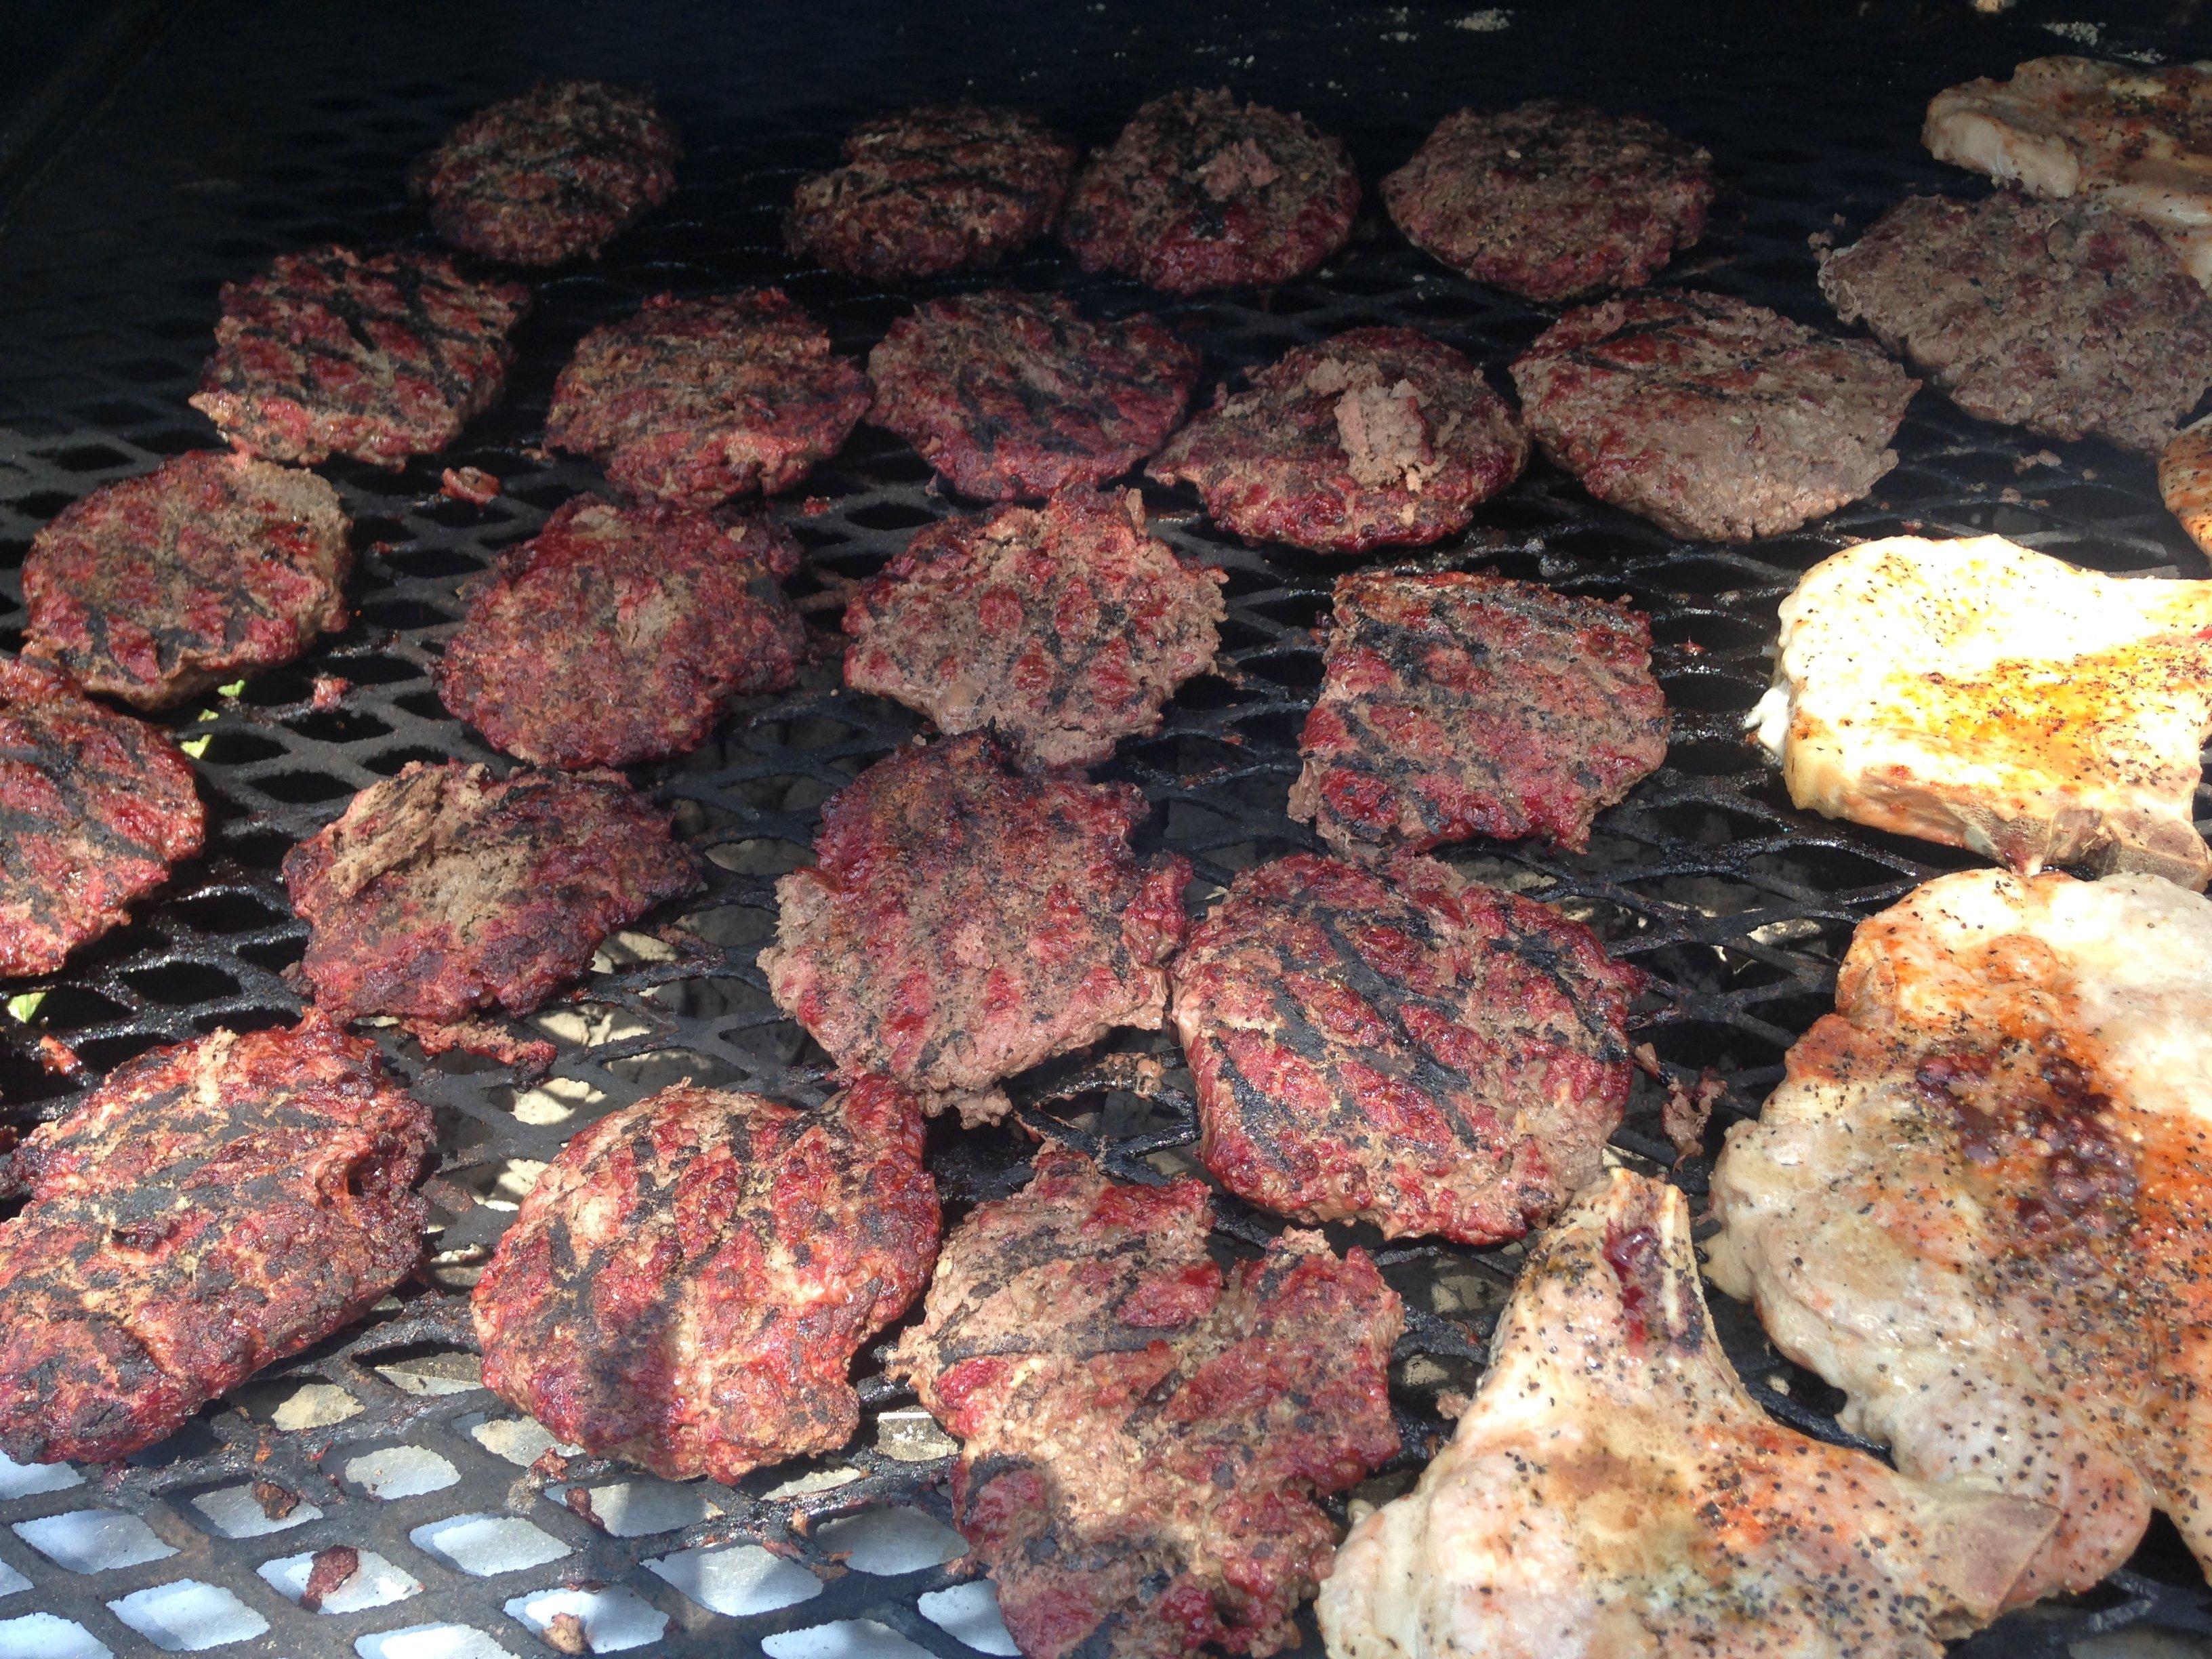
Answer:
[
  {"left": 1148, "top": 325, "right": 1528, "bottom": 553},
  {"left": 435, "top": 495, "right": 805, "bottom": 769}
]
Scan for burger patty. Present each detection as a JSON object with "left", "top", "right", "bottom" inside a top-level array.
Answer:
[
  {"left": 865, "top": 289, "right": 1200, "bottom": 500},
  {"left": 841, "top": 490, "right": 1225, "bottom": 768},
  {"left": 0, "top": 654, "right": 205, "bottom": 979},
  {"left": 1170, "top": 853, "right": 1642, "bottom": 1244},
  {"left": 785, "top": 103, "right": 1077, "bottom": 281},
  {"left": 1063, "top": 88, "right": 1359, "bottom": 293},
  {"left": 434, "top": 495, "right": 806, "bottom": 769},
  {"left": 546, "top": 288, "right": 869, "bottom": 504},
  {"left": 473, "top": 1077, "right": 937, "bottom": 1484},
  {"left": 1382, "top": 101, "right": 1715, "bottom": 302},
  {"left": 759, "top": 733, "right": 1191, "bottom": 1124},
  {"left": 889, "top": 1149, "right": 1404, "bottom": 1659},
  {"left": 1288, "top": 570, "right": 1669, "bottom": 858},
  {"left": 410, "top": 79, "right": 680, "bottom": 266},
  {"left": 1509, "top": 289, "right": 1919, "bottom": 541},
  {"left": 192, "top": 245, "right": 531, "bottom": 469},
  {"left": 1147, "top": 325, "right": 1528, "bottom": 553},
  {"left": 22, "top": 451, "right": 352, "bottom": 710},
  {"left": 282, "top": 760, "right": 700, "bottom": 1028},
  {"left": 1818, "top": 192, "right": 2212, "bottom": 453},
  {"left": 0, "top": 1016, "right": 432, "bottom": 1464}
]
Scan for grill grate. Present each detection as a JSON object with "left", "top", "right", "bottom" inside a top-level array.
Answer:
[{"left": 1, "top": 1, "right": 2209, "bottom": 1655}]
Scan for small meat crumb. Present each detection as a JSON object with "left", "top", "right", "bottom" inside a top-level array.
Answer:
[
  {"left": 1662, "top": 1069, "right": 1725, "bottom": 1164},
  {"left": 300, "top": 1544, "right": 359, "bottom": 1612},
  {"left": 310, "top": 675, "right": 349, "bottom": 713},
  {"left": 440, "top": 466, "right": 501, "bottom": 507},
  {"left": 35, "top": 1034, "right": 81, "bottom": 1078},
  {"left": 250, "top": 1477, "right": 299, "bottom": 1521},
  {"left": 544, "top": 1612, "right": 590, "bottom": 1656},
  {"left": 799, "top": 495, "right": 834, "bottom": 516}
]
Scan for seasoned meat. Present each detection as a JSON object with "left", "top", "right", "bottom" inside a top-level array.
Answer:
[
  {"left": 22, "top": 451, "right": 351, "bottom": 710},
  {"left": 2160, "top": 415, "right": 2212, "bottom": 556},
  {"left": 1148, "top": 325, "right": 1528, "bottom": 553},
  {"left": 1322, "top": 1170, "right": 2052, "bottom": 1659},
  {"left": 1818, "top": 192, "right": 2212, "bottom": 453},
  {"left": 0, "top": 653, "right": 205, "bottom": 979},
  {"left": 890, "top": 1149, "right": 1403, "bottom": 1659},
  {"left": 1170, "top": 853, "right": 1641, "bottom": 1243},
  {"left": 0, "top": 1016, "right": 433, "bottom": 1464},
  {"left": 1063, "top": 89, "right": 1359, "bottom": 293},
  {"left": 546, "top": 288, "right": 869, "bottom": 504},
  {"left": 192, "top": 245, "right": 530, "bottom": 468},
  {"left": 759, "top": 734, "right": 1191, "bottom": 1123},
  {"left": 1709, "top": 869, "right": 2212, "bottom": 1596},
  {"left": 474, "top": 1077, "right": 937, "bottom": 1483},
  {"left": 865, "top": 289, "right": 1200, "bottom": 501},
  {"left": 1288, "top": 571, "right": 1668, "bottom": 859},
  {"left": 842, "top": 490, "right": 1225, "bottom": 768},
  {"left": 1381, "top": 100, "right": 1714, "bottom": 302},
  {"left": 411, "top": 79, "right": 680, "bottom": 266},
  {"left": 282, "top": 760, "right": 699, "bottom": 1029},
  {"left": 785, "top": 104, "right": 1076, "bottom": 281},
  {"left": 1750, "top": 535, "right": 2212, "bottom": 888},
  {"left": 435, "top": 495, "right": 805, "bottom": 769},
  {"left": 1509, "top": 290, "right": 1917, "bottom": 541}
]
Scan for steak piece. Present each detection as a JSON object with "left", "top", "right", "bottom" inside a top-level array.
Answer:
[
  {"left": 22, "top": 451, "right": 352, "bottom": 710},
  {"left": 1818, "top": 191, "right": 2212, "bottom": 453},
  {"left": 192, "top": 245, "right": 531, "bottom": 468},
  {"left": 0, "top": 654, "right": 205, "bottom": 978},
  {"left": 411, "top": 79, "right": 680, "bottom": 266},
  {"left": 759, "top": 734, "right": 1191, "bottom": 1124},
  {"left": 1147, "top": 325, "right": 1528, "bottom": 553},
  {"left": 435, "top": 495, "right": 806, "bottom": 769},
  {"left": 890, "top": 1149, "right": 1403, "bottom": 1659},
  {"left": 283, "top": 761, "right": 699, "bottom": 1029},
  {"left": 546, "top": 288, "right": 869, "bottom": 504},
  {"left": 1382, "top": 100, "right": 1715, "bottom": 302},
  {"left": 1063, "top": 89, "right": 1359, "bottom": 293},
  {"left": 865, "top": 289, "right": 1200, "bottom": 500},
  {"left": 1289, "top": 571, "right": 1668, "bottom": 859},
  {"left": 474, "top": 1077, "right": 937, "bottom": 1483},
  {"left": 842, "top": 490, "right": 1225, "bottom": 768},
  {"left": 785, "top": 104, "right": 1076, "bottom": 281},
  {"left": 0, "top": 1016, "right": 432, "bottom": 1464},
  {"left": 1170, "top": 853, "right": 1641, "bottom": 1244},
  {"left": 1509, "top": 289, "right": 1918, "bottom": 541}
]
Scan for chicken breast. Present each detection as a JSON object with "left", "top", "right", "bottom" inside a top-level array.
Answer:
[
  {"left": 1319, "top": 1169, "right": 2052, "bottom": 1659},
  {"left": 1750, "top": 535, "right": 2212, "bottom": 888},
  {"left": 1925, "top": 57, "right": 2212, "bottom": 285},
  {"left": 1707, "top": 868, "right": 2212, "bottom": 1599}
]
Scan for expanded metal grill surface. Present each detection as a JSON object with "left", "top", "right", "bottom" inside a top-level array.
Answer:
[{"left": 1, "top": 1, "right": 2210, "bottom": 1655}]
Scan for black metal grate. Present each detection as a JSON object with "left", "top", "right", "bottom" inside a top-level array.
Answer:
[{"left": 1, "top": 1, "right": 2209, "bottom": 1655}]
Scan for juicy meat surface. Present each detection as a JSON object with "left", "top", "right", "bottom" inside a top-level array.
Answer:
[
  {"left": 1750, "top": 535, "right": 2212, "bottom": 888},
  {"left": 1818, "top": 191, "right": 2212, "bottom": 453},
  {"left": 1708, "top": 869, "right": 2212, "bottom": 1597},
  {"left": 1381, "top": 100, "right": 1715, "bottom": 302},
  {"left": 1322, "top": 1170, "right": 2053, "bottom": 1659},
  {"left": 1288, "top": 570, "right": 1669, "bottom": 859},
  {"left": 1925, "top": 57, "right": 2212, "bottom": 286},
  {"left": 865, "top": 289, "right": 1200, "bottom": 501},
  {"left": 435, "top": 494, "right": 805, "bottom": 769},
  {"left": 192, "top": 245, "right": 531, "bottom": 468},
  {"left": 1148, "top": 325, "right": 1528, "bottom": 553},
  {"left": 759, "top": 733, "right": 1191, "bottom": 1123},
  {"left": 1062, "top": 88, "right": 1359, "bottom": 293},
  {"left": 474, "top": 1078, "right": 937, "bottom": 1483},
  {"left": 283, "top": 760, "right": 700, "bottom": 1027},
  {"left": 1509, "top": 289, "right": 1917, "bottom": 541},
  {"left": 22, "top": 451, "right": 352, "bottom": 710},
  {"left": 0, "top": 1016, "right": 432, "bottom": 1464},
  {"left": 786, "top": 103, "right": 1077, "bottom": 280},
  {"left": 1171, "top": 853, "right": 1641, "bottom": 1244},
  {"left": 411, "top": 79, "right": 680, "bottom": 266},
  {"left": 842, "top": 489, "right": 1225, "bottom": 768},
  {"left": 0, "top": 653, "right": 205, "bottom": 978},
  {"left": 546, "top": 288, "right": 869, "bottom": 504},
  {"left": 890, "top": 1149, "right": 1403, "bottom": 1659},
  {"left": 2159, "top": 414, "right": 2212, "bottom": 557}
]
